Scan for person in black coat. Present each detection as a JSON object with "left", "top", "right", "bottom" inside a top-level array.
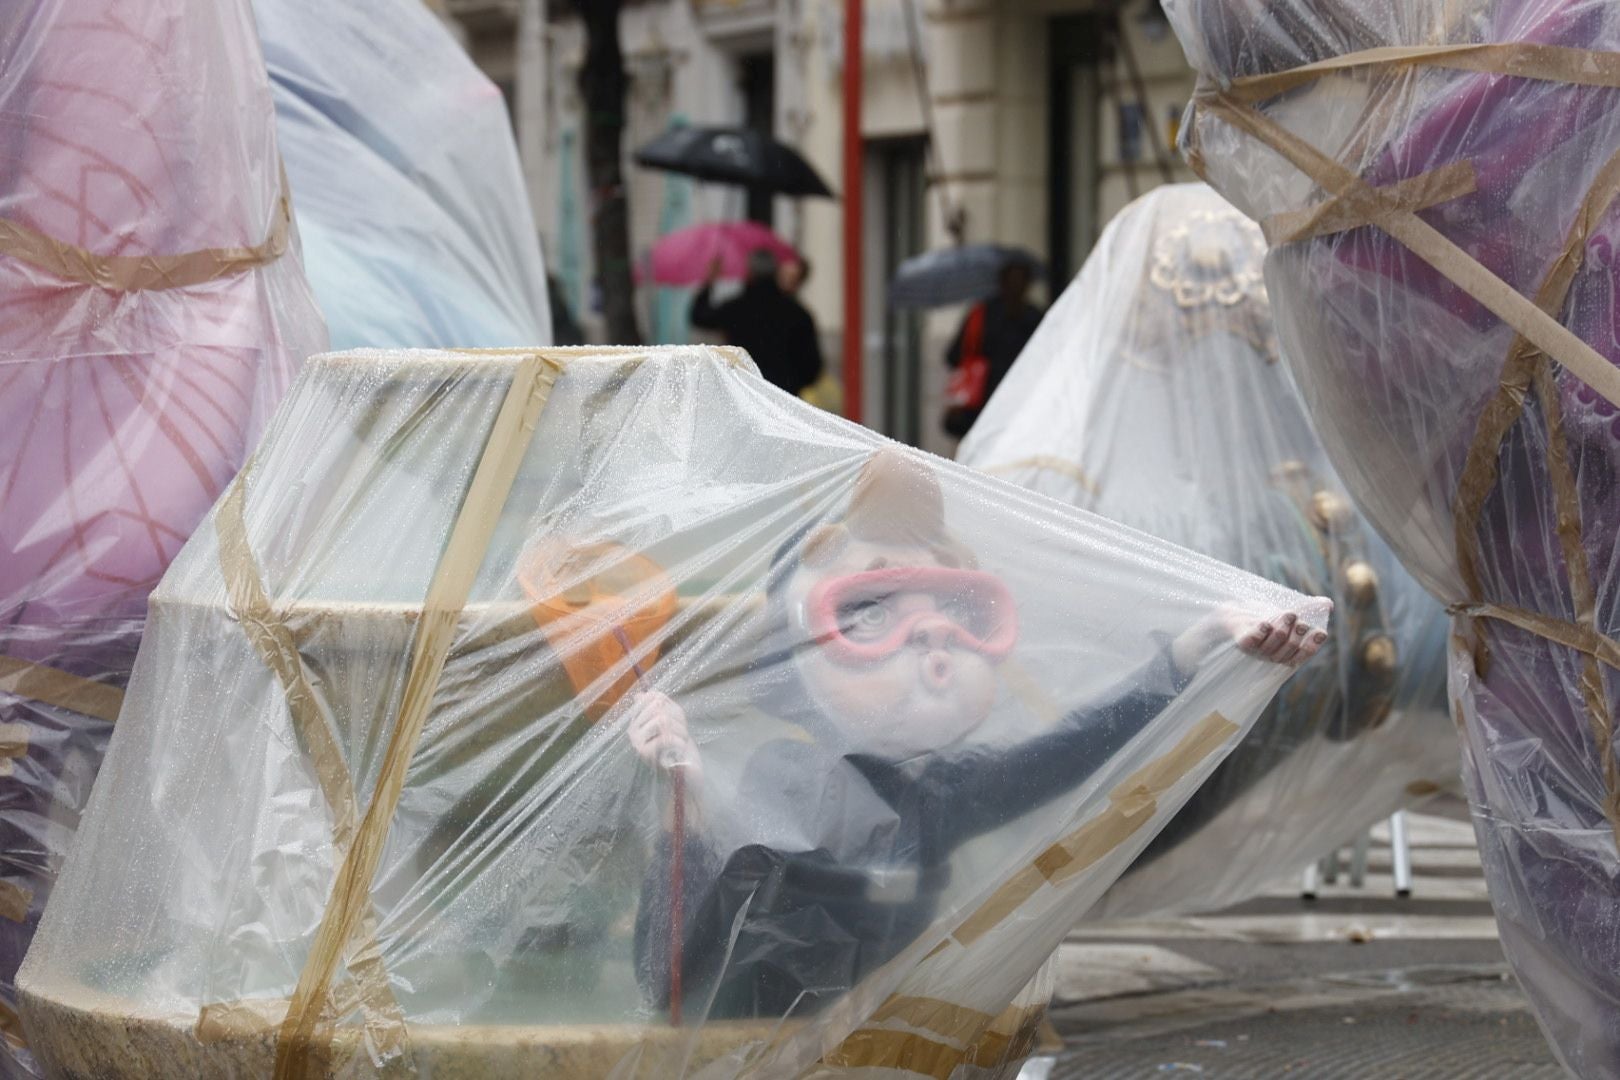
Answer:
[
  {"left": 691, "top": 249, "right": 823, "bottom": 396},
  {"left": 624, "top": 451, "right": 1324, "bottom": 1021}
]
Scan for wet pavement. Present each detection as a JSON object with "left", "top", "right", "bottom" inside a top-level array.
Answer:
[{"left": 1031, "top": 800, "right": 1563, "bottom": 1077}]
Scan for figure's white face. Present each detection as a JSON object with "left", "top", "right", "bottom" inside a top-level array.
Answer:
[{"left": 786, "top": 535, "right": 1001, "bottom": 757}]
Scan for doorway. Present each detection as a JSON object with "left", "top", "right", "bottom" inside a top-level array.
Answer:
[
  {"left": 863, "top": 136, "right": 927, "bottom": 446},
  {"left": 1048, "top": 14, "right": 1110, "bottom": 287}
]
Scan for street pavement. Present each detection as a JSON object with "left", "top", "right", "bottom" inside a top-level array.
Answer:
[{"left": 1026, "top": 797, "right": 1563, "bottom": 1078}]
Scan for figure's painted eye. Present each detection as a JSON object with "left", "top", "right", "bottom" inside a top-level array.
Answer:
[{"left": 840, "top": 597, "right": 894, "bottom": 639}]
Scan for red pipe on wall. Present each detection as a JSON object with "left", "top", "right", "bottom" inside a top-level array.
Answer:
[{"left": 841, "top": 0, "right": 863, "bottom": 425}]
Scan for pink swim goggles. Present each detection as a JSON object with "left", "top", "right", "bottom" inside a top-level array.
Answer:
[{"left": 800, "top": 566, "right": 1019, "bottom": 663}]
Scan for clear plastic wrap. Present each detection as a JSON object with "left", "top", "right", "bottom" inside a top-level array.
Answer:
[
  {"left": 19, "top": 346, "right": 1324, "bottom": 1078},
  {"left": 1166, "top": 2, "right": 1620, "bottom": 1073},
  {"left": 959, "top": 184, "right": 1453, "bottom": 918},
  {"left": 0, "top": 0, "right": 325, "bottom": 1074},
  {"left": 256, "top": 0, "right": 553, "bottom": 349}
]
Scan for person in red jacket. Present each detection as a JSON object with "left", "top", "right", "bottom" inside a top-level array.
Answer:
[{"left": 943, "top": 262, "right": 1044, "bottom": 438}]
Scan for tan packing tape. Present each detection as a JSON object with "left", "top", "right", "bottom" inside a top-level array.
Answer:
[
  {"left": 1452, "top": 603, "right": 1620, "bottom": 670},
  {"left": 0, "top": 169, "right": 290, "bottom": 292},
  {"left": 1224, "top": 41, "right": 1620, "bottom": 105},
  {"left": 1441, "top": 143, "right": 1620, "bottom": 842},
  {"left": 981, "top": 455, "right": 1101, "bottom": 496},
  {"left": 216, "top": 471, "right": 410, "bottom": 1065},
  {"left": 1261, "top": 161, "right": 1477, "bottom": 245},
  {"left": 0, "top": 656, "right": 122, "bottom": 724},
  {"left": 1527, "top": 360, "right": 1620, "bottom": 838},
  {"left": 822, "top": 1002, "right": 1045, "bottom": 1077},
  {"left": 1193, "top": 46, "right": 1620, "bottom": 843},
  {"left": 948, "top": 711, "right": 1237, "bottom": 949},
  {"left": 868, "top": 995, "right": 1001, "bottom": 1044},
  {"left": 273, "top": 354, "right": 560, "bottom": 1080},
  {"left": 0, "top": 999, "right": 24, "bottom": 1051},
  {"left": 0, "top": 880, "right": 32, "bottom": 923},
  {"left": 0, "top": 722, "right": 27, "bottom": 780},
  {"left": 217, "top": 478, "right": 361, "bottom": 851},
  {"left": 1193, "top": 92, "right": 1620, "bottom": 412}
]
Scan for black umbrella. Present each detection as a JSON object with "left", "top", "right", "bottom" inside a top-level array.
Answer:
[
  {"left": 634, "top": 126, "right": 835, "bottom": 199},
  {"left": 888, "top": 244, "right": 1046, "bottom": 309}
]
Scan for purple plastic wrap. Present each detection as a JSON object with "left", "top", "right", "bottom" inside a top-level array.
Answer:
[{"left": 1168, "top": 1, "right": 1620, "bottom": 1073}]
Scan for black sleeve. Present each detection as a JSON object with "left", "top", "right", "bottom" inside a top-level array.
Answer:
[
  {"left": 793, "top": 308, "right": 824, "bottom": 393},
  {"left": 926, "top": 642, "right": 1193, "bottom": 843},
  {"left": 945, "top": 310, "right": 969, "bottom": 369},
  {"left": 690, "top": 284, "right": 725, "bottom": 331}
]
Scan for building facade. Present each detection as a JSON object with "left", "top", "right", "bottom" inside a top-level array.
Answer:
[{"left": 444, "top": 0, "right": 1198, "bottom": 456}]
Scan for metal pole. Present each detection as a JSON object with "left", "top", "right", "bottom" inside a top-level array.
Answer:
[
  {"left": 1390, "top": 811, "right": 1413, "bottom": 898},
  {"left": 842, "top": 0, "right": 864, "bottom": 424}
]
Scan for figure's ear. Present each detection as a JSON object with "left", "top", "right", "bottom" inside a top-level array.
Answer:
[
  {"left": 801, "top": 523, "right": 850, "bottom": 569},
  {"left": 931, "top": 537, "right": 979, "bottom": 571},
  {"left": 845, "top": 448, "right": 946, "bottom": 545}
]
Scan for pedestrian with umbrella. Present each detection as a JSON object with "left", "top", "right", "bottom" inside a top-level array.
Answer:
[
  {"left": 635, "top": 124, "right": 833, "bottom": 397},
  {"left": 691, "top": 249, "right": 823, "bottom": 397},
  {"left": 888, "top": 245, "right": 1045, "bottom": 439}
]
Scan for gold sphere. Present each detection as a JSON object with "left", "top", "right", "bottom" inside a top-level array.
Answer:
[
  {"left": 1361, "top": 634, "right": 1398, "bottom": 679},
  {"left": 1343, "top": 561, "right": 1380, "bottom": 609},
  {"left": 1271, "top": 459, "right": 1308, "bottom": 485},
  {"left": 1309, "top": 490, "right": 1353, "bottom": 532}
]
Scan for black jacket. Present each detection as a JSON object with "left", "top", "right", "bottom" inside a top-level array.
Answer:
[
  {"left": 633, "top": 647, "right": 1190, "bottom": 1020},
  {"left": 943, "top": 297, "right": 1044, "bottom": 437},
  {"left": 692, "top": 279, "right": 824, "bottom": 395}
]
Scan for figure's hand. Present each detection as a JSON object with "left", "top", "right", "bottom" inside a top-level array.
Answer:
[
  {"left": 704, "top": 255, "right": 724, "bottom": 284},
  {"left": 625, "top": 691, "right": 702, "bottom": 779},
  {"left": 1171, "top": 603, "right": 1330, "bottom": 675}
]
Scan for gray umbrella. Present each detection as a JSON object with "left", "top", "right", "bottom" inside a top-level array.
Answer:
[{"left": 888, "top": 244, "right": 1045, "bottom": 309}]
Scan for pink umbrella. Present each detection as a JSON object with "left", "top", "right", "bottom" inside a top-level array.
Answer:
[{"left": 641, "top": 220, "right": 800, "bottom": 286}]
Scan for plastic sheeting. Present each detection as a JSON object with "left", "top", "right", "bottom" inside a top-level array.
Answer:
[
  {"left": 959, "top": 184, "right": 1453, "bottom": 918},
  {"left": 20, "top": 347, "right": 1324, "bottom": 1079},
  {"left": 0, "top": 0, "right": 325, "bottom": 1075},
  {"left": 1166, "top": 1, "right": 1620, "bottom": 1073},
  {"left": 256, "top": 0, "right": 553, "bottom": 349}
]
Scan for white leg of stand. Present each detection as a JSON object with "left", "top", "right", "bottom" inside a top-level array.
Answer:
[
  {"left": 1349, "top": 830, "right": 1371, "bottom": 888},
  {"left": 1390, "top": 811, "right": 1413, "bottom": 898},
  {"left": 1301, "top": 861, "right": 1319, "bottom": 901}
]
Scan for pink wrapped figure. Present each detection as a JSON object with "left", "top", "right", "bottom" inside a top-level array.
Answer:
[{"left": 0, "top": 1, "right": 324, "bottom": 1071}]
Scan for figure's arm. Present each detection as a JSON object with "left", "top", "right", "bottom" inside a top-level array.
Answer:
[
  {"left": 689, "top": 256, "right": 727, "bottom": 331},
  {"left": 934, "top": 609, "right": 1326, "bottom": 842}
]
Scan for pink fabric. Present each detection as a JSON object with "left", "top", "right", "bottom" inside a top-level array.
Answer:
[
  {"left": 0, "top": 0, "right": 326, "bottom": 628},
  {"left": 642, "top": 220, "right": 800, "bottom": 287}
]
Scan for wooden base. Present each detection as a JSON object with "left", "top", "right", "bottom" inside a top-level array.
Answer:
[{"left": 21, "top": 977, "right": 790, "bottom": 1079}]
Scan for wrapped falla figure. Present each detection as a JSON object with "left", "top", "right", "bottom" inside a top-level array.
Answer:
[
  {"left": 959, "top": 184, "right": 1452, "bottom": 916},
  {"left": 254, "top": 0, "right": 552, "bottom": 348},
  {"left": 20, "top": 346, "right": 1323, "bottom": 1078},
  {"left": 1166, "top": 0, "right": 1620, "bottom": 1072},
  {"left": 0, "top": 0, "right": 323, "bottom": 1073}
]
